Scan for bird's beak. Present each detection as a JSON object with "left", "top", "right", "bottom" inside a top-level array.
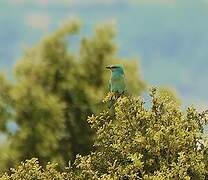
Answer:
[{"left": 106, "top": 66, "right": 111, "bottom": 69}]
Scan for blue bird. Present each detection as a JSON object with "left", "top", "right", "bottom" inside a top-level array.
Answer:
[{"left": 106, "top": 64, "right": 126, "bottom": 94}]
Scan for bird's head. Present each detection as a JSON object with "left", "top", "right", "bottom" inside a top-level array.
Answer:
[{"left": 106, "top": 64, "right": 124, "bottom": 75}]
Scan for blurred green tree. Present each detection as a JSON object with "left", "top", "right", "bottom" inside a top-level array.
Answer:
[
  {"left": 0, "top": 20, "right": 146, "bottom": 170},
  {"left": 0, "top": 73, "right": 12, "bottom": 133}
]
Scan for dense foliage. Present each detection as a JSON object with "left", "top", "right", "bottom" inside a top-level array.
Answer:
[
  {"left": 1, "top": 90, "right": 207, "bottom": 179},
  {"left": 0, "top": 20, "right": 145, "bottom": 171}
]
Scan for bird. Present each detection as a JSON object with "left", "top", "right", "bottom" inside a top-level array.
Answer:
[{"left": 106, "top": 64, "right": 126, "bottom": 94}]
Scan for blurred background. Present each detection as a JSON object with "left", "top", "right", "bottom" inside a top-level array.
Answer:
[{"left": 1, "top": 0, "right": 208, "bottom": 108}]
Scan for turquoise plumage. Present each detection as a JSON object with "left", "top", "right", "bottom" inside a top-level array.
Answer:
[{"left": 106, "top": 64, "right": 126, "bottom": 94}]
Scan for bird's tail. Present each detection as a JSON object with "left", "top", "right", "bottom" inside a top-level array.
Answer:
[{"left": 103, "top": 92, "right": 127, "bottom": 110}]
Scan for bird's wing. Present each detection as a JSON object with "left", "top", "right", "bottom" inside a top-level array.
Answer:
[{"left": 108, "top": 80, "right": 111, "bottom": 91}]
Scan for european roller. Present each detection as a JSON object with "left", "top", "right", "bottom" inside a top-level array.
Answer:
[{"left": 106, "top": 64, "right": 126, "bottom": 94}]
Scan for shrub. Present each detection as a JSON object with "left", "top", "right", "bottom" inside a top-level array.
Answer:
[
  {"left": 73, "top": 89, "right": 208, "bottom": 179},
  {"left": 1, "top": 89, "right": 207, "bottom": 179}
]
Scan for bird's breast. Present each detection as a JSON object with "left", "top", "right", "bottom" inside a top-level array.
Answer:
[
  {"left": 110, "top": 76, "right": 125, "bottom": 87},
  {"left": 111, "top": 74, "right": 125, "bottom": 81}
]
